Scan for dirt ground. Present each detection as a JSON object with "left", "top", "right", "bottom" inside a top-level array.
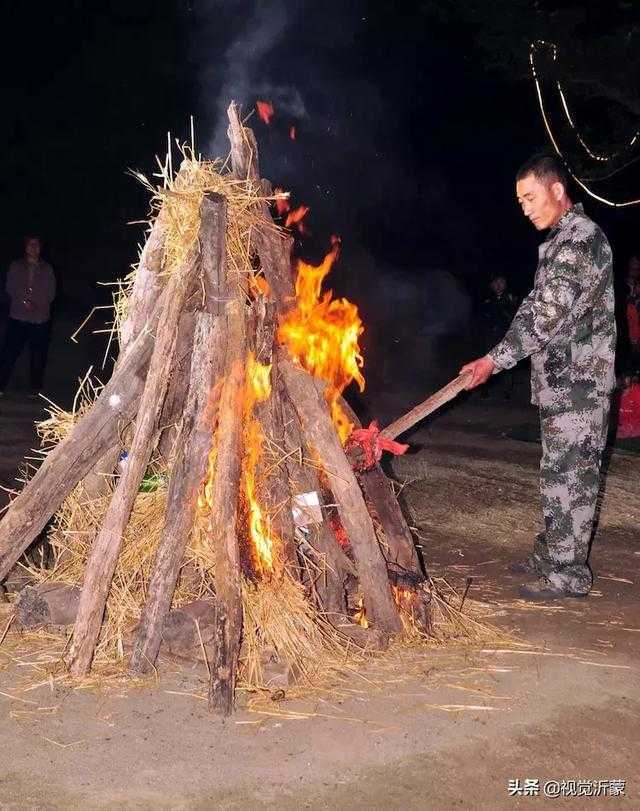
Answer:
[{"left": 1, "top": 370, "right": 639, "bottom": 809}]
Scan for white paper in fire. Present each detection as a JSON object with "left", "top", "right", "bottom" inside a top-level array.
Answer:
[{"left": 291, "top": 491, "right": 323, "bottom": 527}]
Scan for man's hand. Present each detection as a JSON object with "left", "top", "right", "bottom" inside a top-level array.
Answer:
[{"left": 460, "top": 355, "right": 496, "bottom": 389}]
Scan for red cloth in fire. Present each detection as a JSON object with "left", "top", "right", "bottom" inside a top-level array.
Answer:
[
  {"left": 617, "top": 382, "right": 640, "bottom": 438},
  {"left": 345, "top": 421, "right": 409, "bottom": 471}
]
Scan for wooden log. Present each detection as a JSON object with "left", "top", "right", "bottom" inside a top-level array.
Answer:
[
  {"left": 157, "top": 308, "right": 197, "bottom": 462},
  {"left": 226, "top": 103, "right": 297, "bottom": 310},
  {"left": 160, "top": 599, "right": 217, "bottom": 659},
  {"left": 278, "top": 378, "right": 354, "bottom": 615},
  {"left": 16, "top": 583, "right": 81, "bottom": 629},
  {"left": 338, "top": 395, "right": 423, "bottom": 576},
  {"left": 119, "top": 209, "right": 167, "bottom": 352},
  {"left": 251, "top": 298, "right": 297, "bottom": 573},
  {"left": 279, "top": 356, "right": 402, "bottom": 633},
  {"left": 0, "top": 287, "right": 170, "bottom": 584},
  {"left": 227, "top": 102, "right": 260, "bottom": 182},
  {"left": 358, "top": 466, "right": 423, "bottom": 574},
  {"left": 67, "top": 251, "right": 198, "bottom": 676},
  {"left": 157, "top": 191, "right": 227, "bottom": 461},
  {"left": 130, "top": 313, "right": 224, "bottom": 674},
  {"left": 82, "top": 446, "right": 120, "bottom": 499},
  {"left": 80, "top": 214, "right": 169, "bottom": 498},
  {"left": 208, "top": 298, "right": 247, "bottom": 715},
  {"left": 255, "top": 227, "right": 296, "bottom": 316},
  {"left": 330, "top": 615, "right": 390, "bottom": 651},
  {"left": 254, "top": 372, "right": 298, "bottom": 573}
]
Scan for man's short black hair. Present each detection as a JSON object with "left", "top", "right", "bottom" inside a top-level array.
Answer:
[
  {"left": 24, "top": 234, "right": 42, "bottom": 244},
  {"left": 516, "top": 153, "right": 569, "bottom": 188}
]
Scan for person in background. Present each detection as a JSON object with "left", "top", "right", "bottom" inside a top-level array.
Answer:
[
  {"left": 480, "top": 275, "right": 518, "bottom": 398},
  {"left": 624, "top": 255, "right": 640, "bottom": 373},
  {"left": 0, "top": 235, "right": 56, "bottom": 396}
]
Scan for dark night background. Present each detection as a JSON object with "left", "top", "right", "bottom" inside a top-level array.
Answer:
[{"left": 1, "top": 0, "right": 638, "bottom": 399}]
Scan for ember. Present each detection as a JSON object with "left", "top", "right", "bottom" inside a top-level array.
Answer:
[
  {"left": 284, "top": 204, "right": 310, "bottom": 232},
  {"left": 256, "top": 100, "right": 274, "bottom": 125}
]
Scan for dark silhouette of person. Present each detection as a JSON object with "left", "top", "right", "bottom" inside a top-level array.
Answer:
[
  {"left": 479, "top": 275, "right": 518, "bottom": 398},
  {"left": 0, "top": 235, "right": 56, "bottom": 396},
  {"left": 624, "top": 255, "right": 640, "bottom": 373}
]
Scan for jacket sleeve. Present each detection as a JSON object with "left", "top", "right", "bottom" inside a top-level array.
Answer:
[
  {"left": 6, "top": 263, "right": 20, "bottom": 300},
  {"left": 487, "top": 241, "right": 585, "bottom": 370},
  {"left": 45, "top": 264, "right": 56, "bottom": 305}
]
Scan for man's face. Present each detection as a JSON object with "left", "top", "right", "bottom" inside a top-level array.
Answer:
[
  {"left": 516, "top": 174, "right": 565, "bottom": 231},
  {"left": 25, "top": 238, "right": 41, "bottom": 263},
  {"left": 491, "top": 277, "right": 506, "bottom": 295}
]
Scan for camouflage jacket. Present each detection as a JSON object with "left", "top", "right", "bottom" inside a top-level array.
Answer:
[{"left": 488, "top": 203, "right": 616, "bottom": 410}]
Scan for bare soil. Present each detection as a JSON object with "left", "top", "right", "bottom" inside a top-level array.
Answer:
[{"left": 1, "top": 372, "right": 639, "bottom": 809}]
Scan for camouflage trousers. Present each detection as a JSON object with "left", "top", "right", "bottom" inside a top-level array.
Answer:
[{"left": 532, "top": 395, "right": 610, "bottom": 594}]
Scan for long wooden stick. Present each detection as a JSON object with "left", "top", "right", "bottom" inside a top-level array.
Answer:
[
  {"left": 67, "top": 252, "right": 198, "bottom": 676},
  {"left": 379, "top": 372, "right": 472, "bottom": 442},
  {"left": 208, "top": 299, "right": 246, "bottom": 716}
]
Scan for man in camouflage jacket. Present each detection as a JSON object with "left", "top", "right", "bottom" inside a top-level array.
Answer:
[{"left": 461, "top": 154, "right": 615, "bottom": 600}]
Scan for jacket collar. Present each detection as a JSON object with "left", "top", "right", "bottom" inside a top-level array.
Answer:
[{"left": 548, "top": 202, "right": 584, "bottom": 239}]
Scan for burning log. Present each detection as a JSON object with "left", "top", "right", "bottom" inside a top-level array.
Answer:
[
  {"left": 338, "top": 396, "right": 423, "bottom": 577},
  {"left": 251, "top": 298, "right": 298, "bottom": 573},
  {"left": 278, "top": 378, "right": 354, "bottom": 615},
  {"left": 67, "top": 245, "right": 199, "bottom": 676},
  {"left": 279, "top": 356, "right": 402, "bottom": 633}
]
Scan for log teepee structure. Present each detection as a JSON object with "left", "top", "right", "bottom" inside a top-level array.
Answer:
[{"left": 0, "top": 104, "right": 429, "bottom": 715}]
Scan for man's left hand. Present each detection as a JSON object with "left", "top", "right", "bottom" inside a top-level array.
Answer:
[{"left": 460, "top": 355, "right": 496, "bottom": 389}]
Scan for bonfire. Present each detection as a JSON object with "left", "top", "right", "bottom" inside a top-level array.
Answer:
[{"left": 0, "top": 103, "right": 493, "bottom": 715}]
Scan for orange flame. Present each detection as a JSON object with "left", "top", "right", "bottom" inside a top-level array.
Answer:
[
  {"left": 249, "top": 273, "right": 271, "bottom": 299},
  {"left": 353, "top": 595, "right": 369, "bottom": 628},
  {"left": 289, "top": 125, "right": 297, "bottom": 140},
  {"left": 242, "top": 353, "right": 278, "bottom": 575},
  {"left": 391, "top": 586, "right": 414, "bottom": 611},
  {"left": 284, "top": 204, "right": 310, "bottom": 232},
  {"left": 277, "top": 238, "right": 364, "bottom": 443},
  {"left": 256, "top": 100, "right": 274, "bottom": 125}
]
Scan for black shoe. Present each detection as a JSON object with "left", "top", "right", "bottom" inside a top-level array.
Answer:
[
  {"left": 518, "top": 579, "right": 588, "bottom": 601},
  {"left": 507, "top": 557, "right": 537, "bottom": 575}
]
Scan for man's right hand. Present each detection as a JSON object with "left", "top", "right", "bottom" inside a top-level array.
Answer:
[{"left": 460, "top": 355, "right": 496, "bottom": 389}]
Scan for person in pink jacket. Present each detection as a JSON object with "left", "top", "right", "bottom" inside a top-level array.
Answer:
[{"left": 0, "top": 235, "right": 56, "bottom": 396}]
